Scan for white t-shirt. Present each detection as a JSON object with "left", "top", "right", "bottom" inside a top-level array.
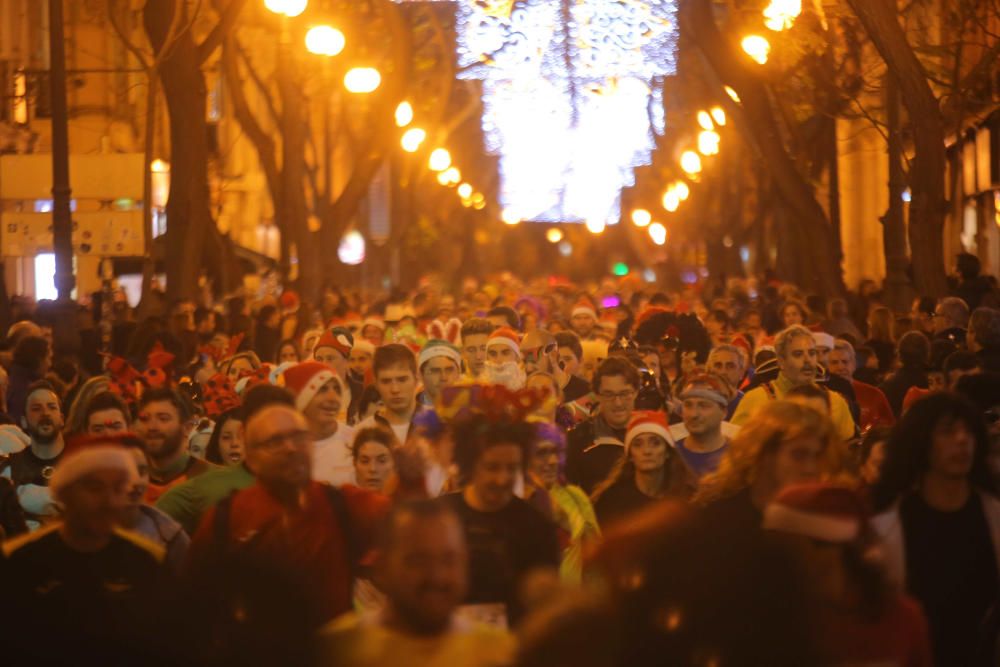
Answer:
[{"left": 312, "top": 423, "right": 357, "bottom": 487}]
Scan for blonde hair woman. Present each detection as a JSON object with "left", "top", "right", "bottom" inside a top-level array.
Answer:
[
  {"left": 63, "top": 375, "right": 111, "bottom": 438},
  {"left": 695, "top": 401, "right": 844, "bottom": 533}
]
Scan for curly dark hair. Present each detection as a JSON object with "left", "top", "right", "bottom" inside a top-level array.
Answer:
[
  {"left": 633, "top": 311, "right": 712, "bottom": 366},
  {"left": 870, "top": 392, "right": 993, "bottom": 511},
  {"left": 451, "top": 416, "right": 537, "bottom": 484}
]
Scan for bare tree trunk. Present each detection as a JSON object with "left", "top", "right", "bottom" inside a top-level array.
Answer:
[
  {"left": 845, "top": 0, "right": 948, "bottom": 296},
  {"left": 882, "top": 75, "right": 914, "bottom": 310},
  {"left": 681, "top": 0, "right": 845, "bottom": 296}
]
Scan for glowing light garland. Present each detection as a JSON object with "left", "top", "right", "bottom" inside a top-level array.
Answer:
[{"left": 400, "top": 0, "right": 678, "bottom": 226}]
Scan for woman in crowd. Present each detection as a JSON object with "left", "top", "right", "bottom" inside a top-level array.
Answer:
[
  {"left": 351, "top": 426, "right": 396, "bottom": 493},
  {"left": 275, "top": 339, "right": 300, "bottom": 365},
  {"left": 780, "top": 300, "right": 809, "bottom": 329},
  {"left": 63, "top": 375, "right": 111, "bottom": 438},
  {"left": 591, "top": 411, "right": 696, "bottom": 527},
  {"left": 218, "top": 350, "right": 261, "bottom": 384},
  {"left": 204, "top": 407, "right": 245, "bottom": 466}
]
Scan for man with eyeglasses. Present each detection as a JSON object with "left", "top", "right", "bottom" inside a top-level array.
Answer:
[
  {"left": 932, "top": 296, "right": 970, "bottom": 345},
  {"left": 565, "top": 357, "right": 640, "bottom": 494},
  {"left": 187, "top": 400, "right": 391, "bottom": 628}
]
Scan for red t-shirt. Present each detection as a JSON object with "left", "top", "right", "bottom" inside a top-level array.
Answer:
[
  {"left": 820, "top": 593, "right": 932, "bottom": 667},
  {"left": 852, "top": 379, "right": 896, "bottom": 432},
  {"left": 189, "top": 481, "right": 389, "bottom": 623}
]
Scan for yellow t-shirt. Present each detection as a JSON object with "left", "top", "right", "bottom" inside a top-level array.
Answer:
[
  {"left": 317, "top": 611, "right": 515, "bottom": 667},
  {"left": 731, "top": 373, "right": 856, "bottom": 442}
]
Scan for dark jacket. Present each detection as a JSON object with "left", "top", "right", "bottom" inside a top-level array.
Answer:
[
  {"left": 6, "top": 363, "right": 40, "bottom": 424},
  {"left": 977, "top": 346, "right": 1000, "bottom": 374},
  {"left": 565, "top": 414, "right": 627, "bottom": 495},
  {"left": 879, "top": 366, "right": 929, "bottom": 418}
]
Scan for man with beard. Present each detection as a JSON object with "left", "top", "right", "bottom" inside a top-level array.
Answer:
[
  {"left": 283, "top": 361, "right": 356, "bottom": 487},
  {"left": 1, "top": 381, "right": 65, "bottom": 529},
  {"left": 135, "top": 387, "right": 217, "bottom": 503},
  {"left": 317, "top": 500, "right": 514, "bottom": 667},
  {"left": 732, "top": 326, "right": 855, "bottom": 441},
  {"left": 569, "top": 298, "right": 599, "bottom": 341},
  {"left": 483, "top": 328, "right": 526, "bottom": 390},
  {"left": 672, "top": 374, "right": 734, "bottom": 479},
  {"left": 187, "top": 402, "right": 390, "bottom": 629}
]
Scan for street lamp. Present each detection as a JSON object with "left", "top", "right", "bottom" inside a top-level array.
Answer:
[
  {"left": 344, "top": 67, "right": 381, "bottom": 93},
  {"left": 457, "top": 183, "right": 473, "bottom": 199},
  {"left": 710, "top": 106, "right": 726, "bottom": 126},
  {"left": 395, "top": 101, "right": 414, "bottom": 127},
  {"left": 631, "top": 208, "right": 652, "bottom": 227},
  {"left": 741, "top": 35, "right": 771, "bottom": 64},
  {"left": 662, "top": 188, "right": 680, "bottom": 213},
  {"left": 401, "top": 127, "right": 426, "bottom": 152},
  {"left": 698, "top": 130, "right": 721, "bottom": 156},
  {"left": 681, "top": 150, "right": 703, "bottom": 175},
  {"left": 764, "top": 0, "right": 802, "bottom": 31},
  {"left": 649, "top": 222, "right": 667, "bottom": 246},
  {"left": 674, "top": 181, "right": 690, "bottom": 201},
  {"left": 546, "top": 228, "right": 563, "bottom": 242},
  {"left": 305, "top": 25, "right": 345, "bottom": 56},
  {"left": 725, "top": 86, "right": 741, "bottom": 103},
  {"left": 697, "top": 111, "right": 714, "bottom": 131},
  {"left": 442, "top": 167, "right": 461, "bottom": 185},
  {"left": 428, "top": 148, "right": 451, "bottom": 172},
  {"left": 265, "top": 0, "right": 307, "bottom": 17}
]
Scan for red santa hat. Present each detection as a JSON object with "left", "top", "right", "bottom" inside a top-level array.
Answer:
[
  {"left": 361, "top": 316, "right": 386, "bottom": 332},
  {"left": 314, "top": 328, "right": 353, "bottom": 357},
  {"left": 279, "top": 290, "right": 300, "bottom": 312},
  {"left": 571, "top": 298, "right": 597, "bottom": 320},
  {"left": 353, "top": 340, "right": 376, "bottom": 356},
  {"left": 486, "top": 327, "right": 522, "bottom": 358},
  {"left": 624, "top": 411, "right": 673, "bottom": 452},
  {"left": 50, "top": 436, "right": 138, "bottom": 501},
  {"left": 763, "top": 483, "right": 866, "bottom": 543},
  {"left": 282, "top": 361, "right": 343, "bottom": 412}
]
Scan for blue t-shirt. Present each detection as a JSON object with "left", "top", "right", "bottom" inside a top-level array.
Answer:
[{"left": 675, "top": 438, "right": 728, "bottom": 479}]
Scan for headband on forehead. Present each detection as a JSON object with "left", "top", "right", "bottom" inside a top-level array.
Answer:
[{"left": 679, "top": 387, "right": 729, "bottom": 407}]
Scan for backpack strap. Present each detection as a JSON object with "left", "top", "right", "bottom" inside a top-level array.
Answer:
[{"left": 762, "top": 382, "right": 777, "bottom": 400}]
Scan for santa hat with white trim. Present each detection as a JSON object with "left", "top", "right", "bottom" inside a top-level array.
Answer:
[
  {"left": 571, "top": 298, "right": 597, "bottom": 320},
  {"left": 353, "top": 340, "right": 376, "bottom": 356},
  {"left": 50, "top": 436, "right": 139, "bottom": 502},
  {"left": 812, "top": 332, "right": 835, "bottom": 351},
  {"left": 624, "top": 411, "right": 674, "bottom": 453},
  {"left": 282, "top": 361, "right": 344, "bottom": 412},
  {"left": 486, "top": 327, "right": 522, "bottom": 358},
  {"left": 763, "top": 483, "right": 866, "bottom": 543}
]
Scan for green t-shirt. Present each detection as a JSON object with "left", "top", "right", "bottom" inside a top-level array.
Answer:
[{"left": 155, "top": 464, "right": 255, "bottom": 535}]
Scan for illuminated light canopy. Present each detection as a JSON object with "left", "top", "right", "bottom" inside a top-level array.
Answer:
[
  {"left": 662, "top": 189, "right": 680, "bottom": 212},
  {"left": 457, "top": 183, "right": 473, "bottom": 199},
  {"left": 674, "top": 181, "right": 690, "bottom": 201},
  {"left": 429, "top": 148, "right": 452, "bottom": 172},
  {"left": 697, "top": 111, "right": 714, "bottom": 131},
  {"left": 503, "top": 209, "right": 521, "bottom": 225},
  {"left": 400, "top": 128, "right": 426, "bottom": 153},
  {"left": 741, "top": 35, "right": 771, "bottom": 65},
  {"left": 442, "top": 167, "right": 461, "bottom": 185},
  {"left": 586, "top": 218, "right": 606, "bottom": 234},
  {"left": 344, "top": 67, "right": 381, "bottom": 93},
  {"left": 305, "top": 25, "right": 346, "bottom": 56},
  {"left": 546, "top": 228, "right": 564, "bottom": 242},
  {"left": 436, "top": 171, "right": 451, "bottom": 186},
  {"left": 725, "top": 86, "right": 741, "bottom": 103},
  {"left": 710, "top": 106, "right": 726, "bottom": 126},
  {"left": 337, "top": 230, "right": 366, "bottom": 265},
  {"left": 763, "top": 0, "right": 802, "bottom": 31},
  {"left": 649, "top": 222, "right": 667, "bottom": 245},
  {"left": 450, "top": 0, "right": 679, "bottom": 226},
  {"left": 680, "top": 150, "right": 702, "bottom": 175},
  {"left": 698, "top": 130, "right": 721, "bottom": 156},
  {"left": 265, "top": 0, "right": 307, "bottom": 17},
  {"left": 395, "top": 101, "right": 414, "bottom": 127},
  {"left": 631, "top": 208, "right": 652, "bottom": 227}
]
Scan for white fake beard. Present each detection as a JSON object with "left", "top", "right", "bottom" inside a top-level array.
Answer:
[{"left": 484, "top": 360, "right": 527, "bottom": 390}]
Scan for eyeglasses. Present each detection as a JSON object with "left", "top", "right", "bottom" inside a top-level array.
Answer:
[
  {"left": 253, "top": 429, "right": 311, "bottom": 451},
  {"left": 598, "top": 389, "right": 637, "bottom": 403}
]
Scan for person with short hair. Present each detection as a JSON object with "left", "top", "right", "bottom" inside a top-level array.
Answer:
[
  {"left": 417, "top": 340, "right": 462, "bottom": 407},
  {"left": 459, "top": 318, "right": 494, "bottom": 380},
  {"left": 83, "top": 391, "right": 131, "bottom": 437},
  {"left": 359, "top": 344, "right": 421, "bottom": 444},
  {"left": 569, "top": 298, "right": 599, "bottom": 340},
  {"left": 283, "top": 361, "right": 356, "bottom": 487},
  {"left": 554, "top": 331, "right": 590, "bottom": 402},
  {"left": 317, "top": 500, "right": 515, "bottom": 667},
  {"left": 943, "top": 350, "right": 981, "bottom": 389},
  {"left": 731, "top": 326, "right": 856, "bottom": 441},
  {"left": 135, "top": 387, "right": 217, "bottom": 503},
  {"left": 871, "top": 392, "right": 1000, "bottom": 667},
  {"left": 565, "top": 357, "right": 641, "bottom": 494},
  {"left": 1, "top": 381, "right": 65, "bottom": 528},
  {"left": 674, "top": 374, "right": 734, "bottom": 478},
  {"left": 879, "top": 331, "right": 931, "bottom": 418},
  {"left": 486, "top": 306, "right": 520, "bottom": 331},
  {"left": 933, "top": 296, "right": 970, "bottom": 345},
  {"left": 828, "top": 339, "right": 895, "bottom": 432},
  {"left": 1, "top": 439, "right": 169, "bottom": 663}
]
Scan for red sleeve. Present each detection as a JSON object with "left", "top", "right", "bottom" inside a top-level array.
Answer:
[
  {"left": 184, "top": 506, "right": 220, "bottom": 575},
  {"left": 339, "top": 484, "right": 391, "bottom": 553},
  {"left": 900, "top": 596, "right": 933, "bottom": 667},
  {"left": 875, "top": 389, "right": 896, "bottom": 427}
]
